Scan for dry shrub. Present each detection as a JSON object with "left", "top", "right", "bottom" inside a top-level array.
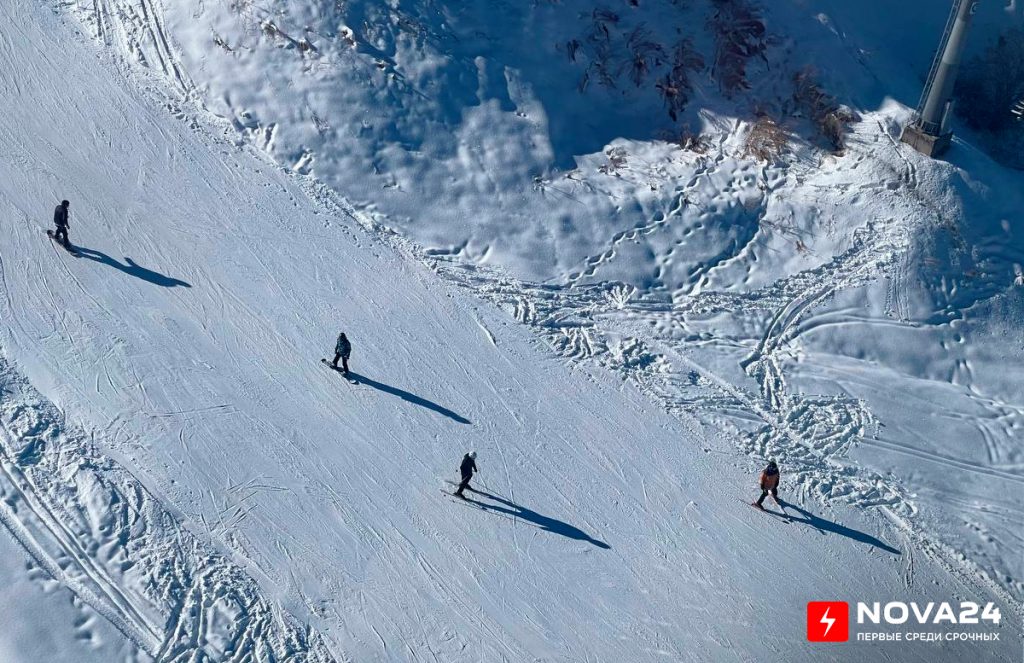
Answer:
[
  {"left": 261, "top": 21, "right": 282, "bottom": 38},
  {"left": 581, "top": 9, "right": 621, "bottom": 90},
  {"left": 707, "top": 0, "right": 768, "bottom": 95},
  {"left": 598, "top": 146, "right": 628, "bottom": 174},
  {"left": 568, "top": 8, "right": 703, "bottom": 121},
  {"left": 625, "top": 26, "right": 667, "bottom": 88},
  {"left": 678, "top": 128, "right": 710, "bottom": 153},
  {"left": 212, "top": 33, "right": 233, "bottom": 52},
  {"left": 661, "top": 126, "right": 710, "bottom": 153},
  {"left": 656, "top": 39, "right": 705, "bottom": 121},
  {"left": 744, "top": 116, "right": 787, "bottom": 161},
  {"left": 792, "top": 69, "right": 855, "bottom": 152}
]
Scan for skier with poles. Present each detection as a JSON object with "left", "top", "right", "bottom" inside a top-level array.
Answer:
[
  {"left": 753, "top": 460, "right": 781, "bottom": 510},
  {"left": 52, "top": 200, "right": 71, "bottom": 247},
  {"left": 454, "top": 451, "right": 478, "bottom": 498}
]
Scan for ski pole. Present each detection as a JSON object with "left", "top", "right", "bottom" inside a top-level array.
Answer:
[{"left": 475, "top": 470, "right": 493, "bottom": 494}]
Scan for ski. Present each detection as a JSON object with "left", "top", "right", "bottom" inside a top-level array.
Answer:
[
  {"left": 742, "top": 499, "right": 790, "bottom": 522},
  {"left": 441, "top": 489, "right": 473, "bottom": 504}
]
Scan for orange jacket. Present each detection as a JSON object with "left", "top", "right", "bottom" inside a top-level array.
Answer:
[{"left": 760, "top": 468, "right": 780, "bottom": 490}]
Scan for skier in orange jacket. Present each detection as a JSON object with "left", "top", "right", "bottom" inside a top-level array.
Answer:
[{"left": 754, "top": 460, "right": 780, "bottom": 509}]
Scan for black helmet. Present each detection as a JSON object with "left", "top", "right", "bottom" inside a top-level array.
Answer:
[
  {"left": 767, "top": 459, "right": 777, "bottom": 468},
  {"left": 61, "top": 200, "right": 70, "bottom": 207}
]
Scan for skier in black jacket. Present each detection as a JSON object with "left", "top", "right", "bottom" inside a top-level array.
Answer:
[
  {"left": 454, "top": 452, "right": 477, "bottom": 498},
  {"left": 53, "top": 200, "right": 70, "bottom": 246}
]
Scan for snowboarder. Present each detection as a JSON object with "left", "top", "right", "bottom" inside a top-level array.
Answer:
[
  {"left": 331, "top": 332, "right": 351, "bottom": 375},
  {"left": 52, "top": 200, "right": 70, "bottom": 246},
  {"left": 754, "top": 460, "right": 780, "bottom": 509},
  {"left": 454, "top": 451, "right": 477, "bottom": 498}
]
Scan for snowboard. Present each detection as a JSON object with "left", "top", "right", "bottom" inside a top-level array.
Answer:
[
  {"left": 321, "top": 358, "right": 357, "bottom": 384},
  {"left": 46, "top": 229, "right": 77, "bottom": 255}
]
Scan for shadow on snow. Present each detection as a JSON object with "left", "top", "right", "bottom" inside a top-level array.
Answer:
[
  {"left": 73, "top": 246, "right": 191, "bottom": 288},
  {"left": 467, "top": 489, "right": 610, "bottom": 550},
  {"left": 348, "top": 371, "right": 470, "bottom": 424},
  {"left": 781, "top": 501, "right": 901, "bottom": 555}
]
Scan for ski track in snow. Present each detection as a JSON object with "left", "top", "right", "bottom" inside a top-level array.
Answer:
[
  {"left": 414, "top": 126, "right": 1023, "bottom": 613},
  {"left": 0, "top": 357, "right": 334, "bottom": 662}
]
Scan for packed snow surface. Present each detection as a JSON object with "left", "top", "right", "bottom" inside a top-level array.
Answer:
[{"left": 0, "top": 0, "right": 1022, "bottom": 661}]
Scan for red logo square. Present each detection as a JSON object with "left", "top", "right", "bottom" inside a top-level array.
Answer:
[{"left": 807, "top": 602, "right": 849, "bottom": 642}]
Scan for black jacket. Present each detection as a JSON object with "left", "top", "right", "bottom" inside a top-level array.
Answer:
[
  {"left": 335, "top": 334, "right": 351, "bottom": 357},
  {"left": 460, "top": 454, "right": 477, "bottom": 478},
  {"left": 54, "top": 204, "right": 69, "bottom": 227}
]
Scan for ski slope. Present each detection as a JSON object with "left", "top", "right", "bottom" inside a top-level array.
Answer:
[
  {"left": 66, "top": 0, "right": 1024, "bottom": 605},
  {"left": 0, "top": 1, "right": 1021, "bottom": 662}
]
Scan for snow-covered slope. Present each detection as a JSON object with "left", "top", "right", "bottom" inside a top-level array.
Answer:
[
  {"left": 1, "top": 0, "right": 1022, "bottom": 662},
  {"left": 64, "top": 0, "right": 1024, "bottom": 605}
]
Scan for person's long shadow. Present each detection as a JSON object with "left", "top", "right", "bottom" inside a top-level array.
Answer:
[
  {"left": 781, "top": 500, "right": 901, "bottom": 555},
  {"left": 469, "top": 489, "right": 610, "bottom": 549},
  {"left": 74, "top": 246, "right": 191, "bottom": 288},
  {"left": 347, "top": 371, "right": 470, "bottom": 424}
]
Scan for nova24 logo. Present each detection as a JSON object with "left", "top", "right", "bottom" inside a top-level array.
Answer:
[{"left": 807, "top": 601, "right": 1001, "bottom": 642}]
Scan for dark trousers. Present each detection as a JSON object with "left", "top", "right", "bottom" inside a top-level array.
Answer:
[
  {"left": 54, "top": 225, "right": 69, "bottom": 245},
  {"left": 455, "top": 474, "right": 473, "bottom": 496},
  {"left": 331, "top": 352, "right": 349, "bottom": 373},
  {"left": 756, "top": 488, "right": 778, "bottom": 506}
]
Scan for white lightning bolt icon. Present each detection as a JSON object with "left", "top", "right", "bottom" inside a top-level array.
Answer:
[{"left": 820, "top": 607, "right": 836, "bottom": 637}]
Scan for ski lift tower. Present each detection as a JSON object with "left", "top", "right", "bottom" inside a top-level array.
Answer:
[{"left": 901, "top": 0, "right": 980, "bottom": 157}]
